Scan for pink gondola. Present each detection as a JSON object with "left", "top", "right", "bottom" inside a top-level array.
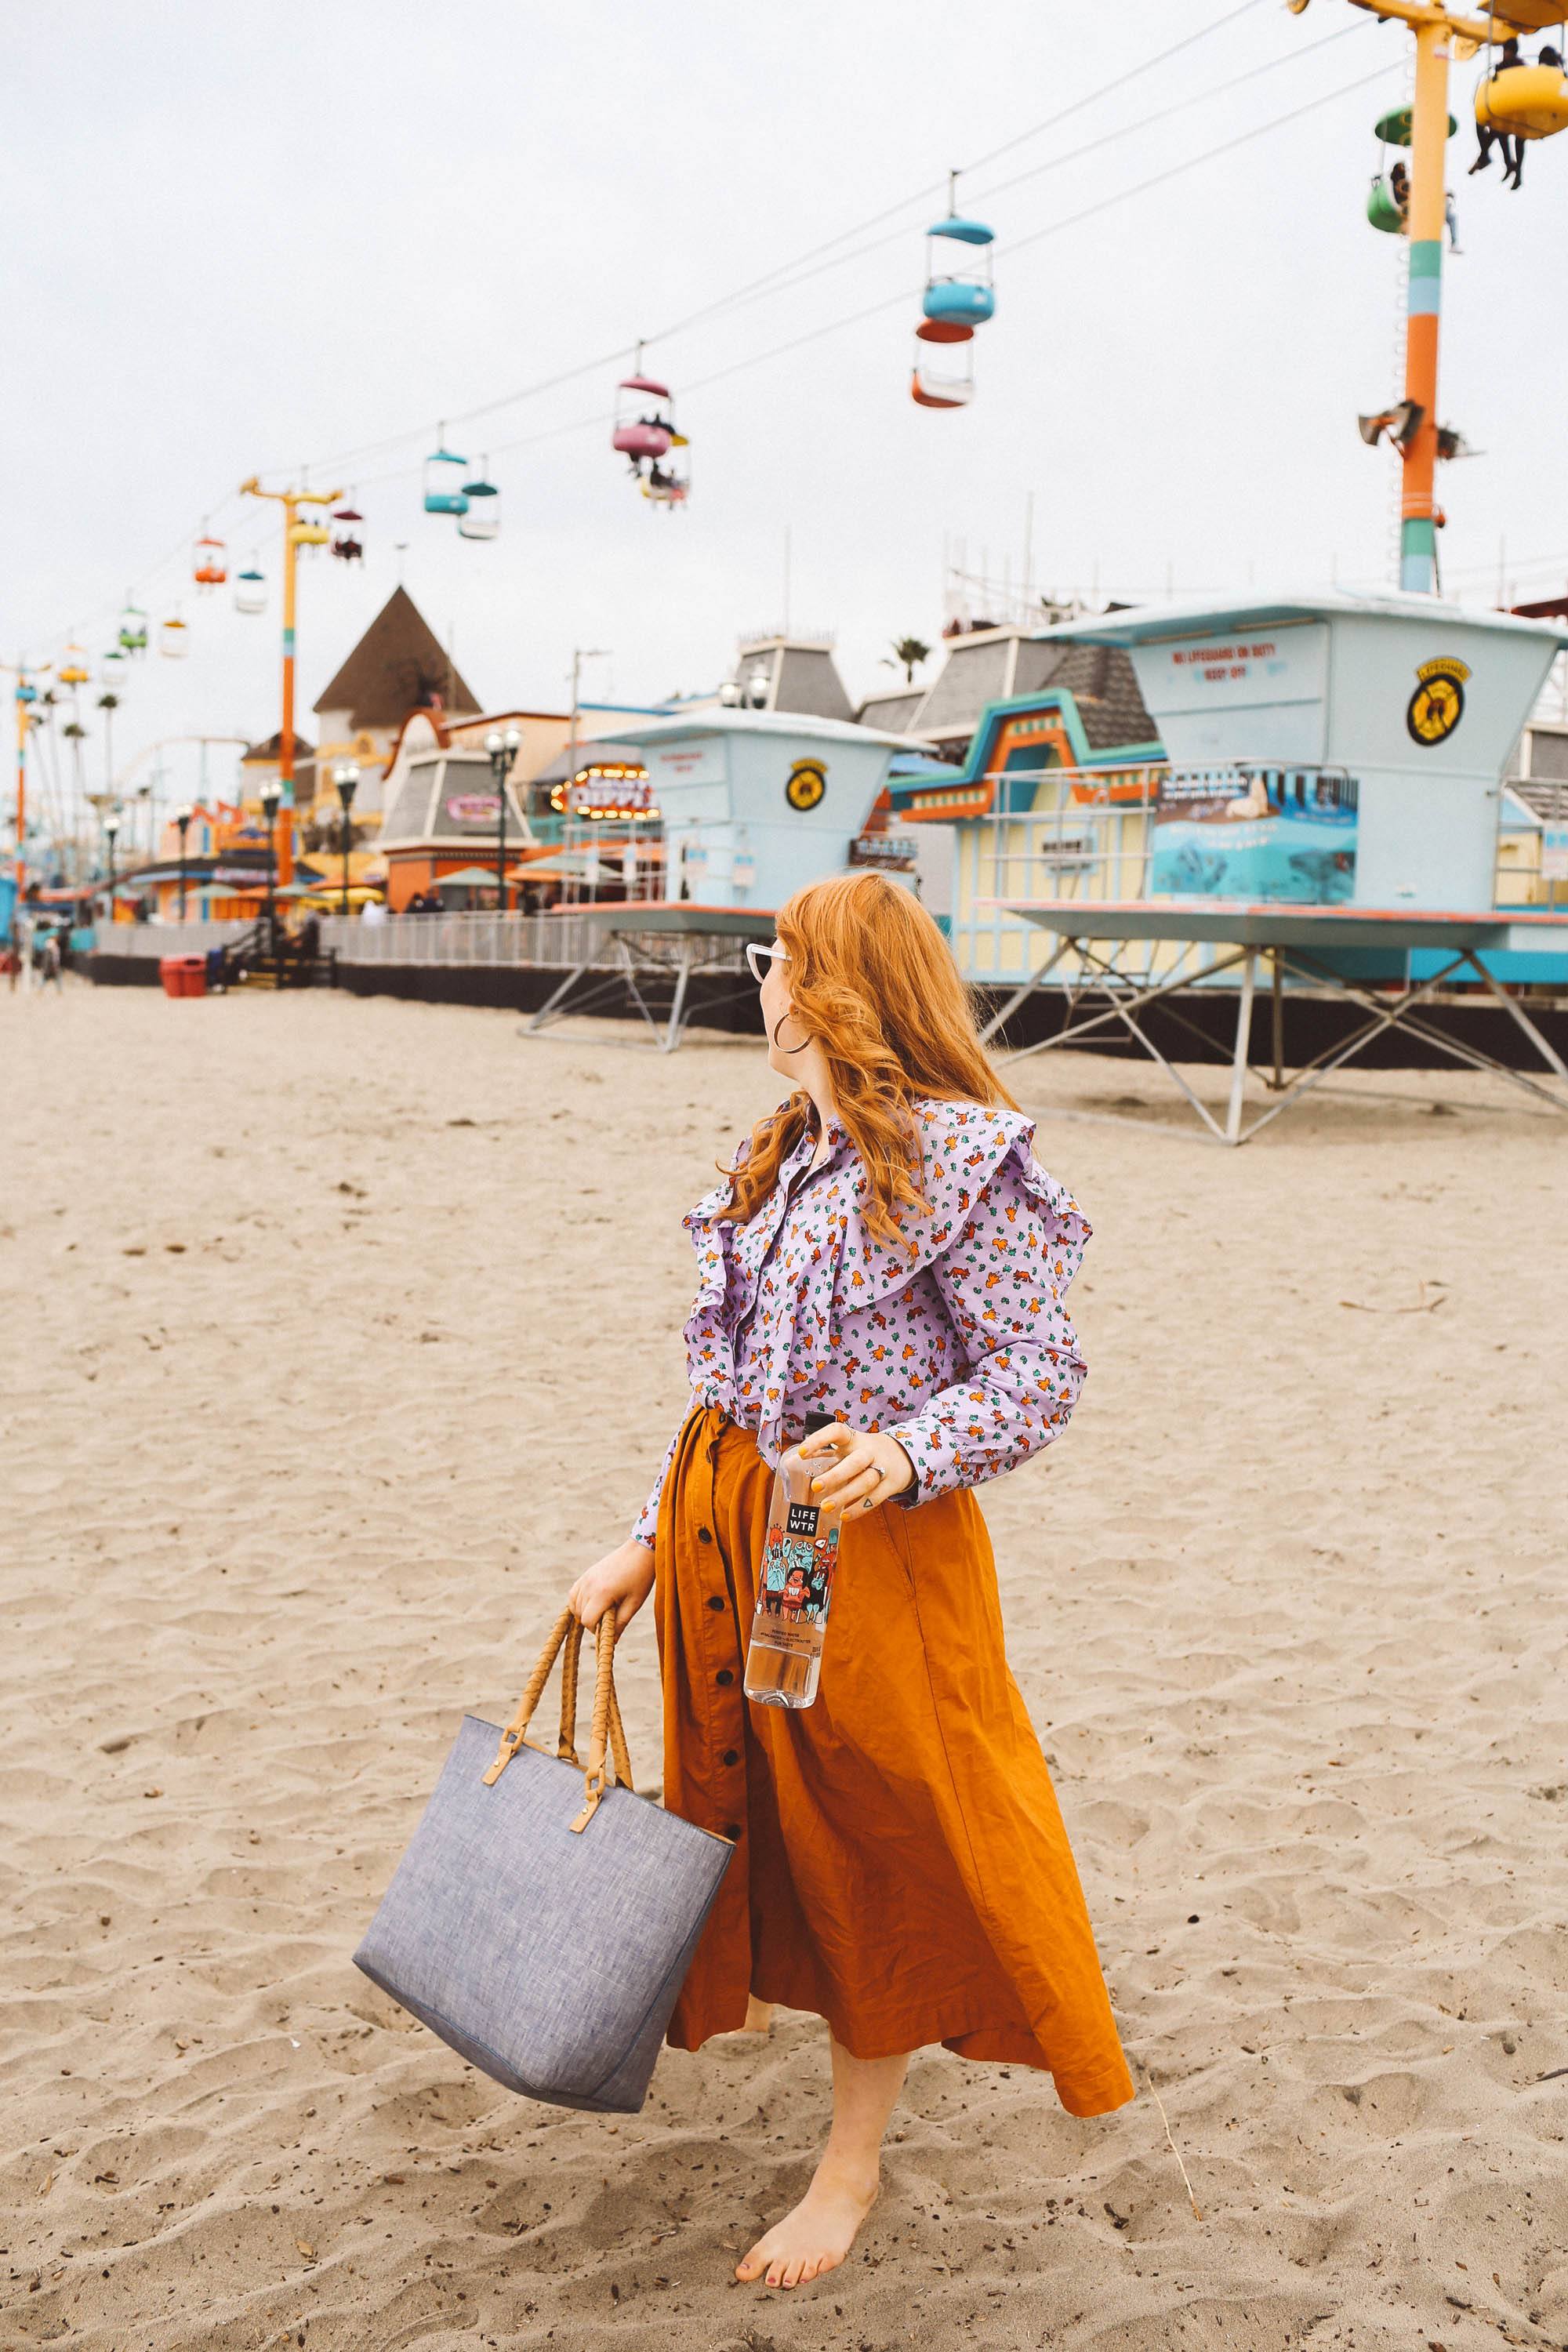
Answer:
[{"left": 612, "top": 373, "right": 675, "bottom": 463}]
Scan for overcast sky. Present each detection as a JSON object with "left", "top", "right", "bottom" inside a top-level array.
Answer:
[{"left": 7, "top": 0, "right": 1568, "bottom": 811}]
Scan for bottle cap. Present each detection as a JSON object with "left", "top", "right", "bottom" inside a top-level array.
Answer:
[{"left": 803, "top": 1410, "right": 840, "bottom": 1436}]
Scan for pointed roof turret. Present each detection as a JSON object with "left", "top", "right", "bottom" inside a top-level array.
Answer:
[{"left": 313, "top": 586, "right": 480, "bottom": 727}]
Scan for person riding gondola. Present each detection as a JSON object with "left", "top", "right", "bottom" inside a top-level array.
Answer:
[{"left": 1471, "top": 38, "right": 1523, "bottom": 183}]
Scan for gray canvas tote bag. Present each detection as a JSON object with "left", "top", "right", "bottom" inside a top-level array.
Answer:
[{"left": 354, "top": 1608, "right": 734, "bottom": 2114}]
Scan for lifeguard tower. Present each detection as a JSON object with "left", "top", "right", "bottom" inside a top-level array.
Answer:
[
  {"left": 985, "top": 589, "right": 1568, "bottom": 1141},
  {"left": 524, "top": 708, "right": 913, "bottom": 1048}
]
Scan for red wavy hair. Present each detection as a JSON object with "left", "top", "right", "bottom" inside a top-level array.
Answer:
[{"left": 719, "top": 871, "right": 1020, "bottom": 1247}]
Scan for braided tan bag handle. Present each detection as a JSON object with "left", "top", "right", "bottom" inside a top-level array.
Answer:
[{"left": 482, "top": 1607, "right": 633, "bottom": 1827}]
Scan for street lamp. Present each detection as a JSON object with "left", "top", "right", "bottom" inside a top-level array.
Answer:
[
  {"left": 260, "top": 778, "right": 281, "bottom": 949},
  {"left": 103, "top": 810, "right": 121, "bottom": 924},
  {"left": 332, "top": 760, "right": 360, "bottom": 917},
  {"left": 485, "top": 726, "right": 521, "bottom": 911},
  {"left": 175, "top": 803, "right": 194, "bottom": 924}
]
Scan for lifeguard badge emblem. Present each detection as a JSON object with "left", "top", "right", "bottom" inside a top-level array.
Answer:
[
  {"left": 1406, "top": 656, "right": 1471, "bottom": 748},
  {"left": 786, "top": 758, "right": 827, "bottom": 811}
]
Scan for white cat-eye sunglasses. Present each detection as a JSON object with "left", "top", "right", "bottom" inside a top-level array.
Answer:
[{"left": 744, "top": 942, "right": 790, "bottom": 985}]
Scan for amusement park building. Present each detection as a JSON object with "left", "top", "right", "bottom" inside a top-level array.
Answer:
[{"left": 311, "top": 586, "right": 481, "bottom": 829}]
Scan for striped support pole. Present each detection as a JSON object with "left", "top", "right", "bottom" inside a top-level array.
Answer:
[
  {"left": 278, "top": 501, "right": 298, "bottom": 886},
  {"left": 1399, "top": 20, "right": 1450, "bottom": 594}
]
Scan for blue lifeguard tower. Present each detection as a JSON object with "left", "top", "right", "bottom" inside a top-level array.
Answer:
[
  {"left": 612, "top": 708, "right": 911, "bottom": 908},
  {"left": 986, "top": 590, "right": 1568, "bottom": 1140},
  {"left": 524, "top": 708, "right": 913, "bottom": 1049}
]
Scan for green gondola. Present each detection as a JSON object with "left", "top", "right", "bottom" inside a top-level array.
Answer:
[{"left": 1367, "top": 172, "right": 1406, "bottom": 232}]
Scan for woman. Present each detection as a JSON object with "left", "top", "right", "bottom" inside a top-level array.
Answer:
[{"left": 569, "top": 872, "right": 1134, "bottom": 2291}]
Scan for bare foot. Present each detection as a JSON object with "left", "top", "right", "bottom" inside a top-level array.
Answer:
[{"left": 735, "top": 2162, "right": 880, "bottom": 2289}]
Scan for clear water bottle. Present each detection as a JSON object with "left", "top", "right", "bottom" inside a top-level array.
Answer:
[{"left": 744, "top": 1414, "right": 845, "bottom": 1711}]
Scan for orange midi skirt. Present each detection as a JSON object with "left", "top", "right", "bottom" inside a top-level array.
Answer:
[{"left": 653, "top": 1407, "right": 1136, "bottom": 2120}]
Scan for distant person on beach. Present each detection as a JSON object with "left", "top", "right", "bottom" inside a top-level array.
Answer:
[{"left": 568, "top": 871, "right": 1133, "bottom": 2292}]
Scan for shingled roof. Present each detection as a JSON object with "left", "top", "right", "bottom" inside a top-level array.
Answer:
[
  {"left": 312, "top": 586, "right": 480, "bottom": 727},
  {"left": 895, "top": 628, "right": 1158, "bottom": 755},
  {"left": 1019, "top": 640, "right": 1157, "bottom": 751}
]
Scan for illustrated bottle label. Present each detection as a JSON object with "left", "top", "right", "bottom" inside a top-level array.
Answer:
[{"left": 756, "top": 1520, "right": 839, "bottom": 1653}]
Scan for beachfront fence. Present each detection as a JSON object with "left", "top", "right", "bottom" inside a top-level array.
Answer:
[
  {"left": 317, "top": 913, "right": 753, "bottom": 973},
  {"left": 92, "top": 919, "right": 255, "bottom": 959}
]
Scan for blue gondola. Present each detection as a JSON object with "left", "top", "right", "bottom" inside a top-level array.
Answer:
[
  {"left": 423, "top": 431, "right": 470, "bottom": 517},
  {"left": 922, "top": 186, "right": 996, "bottom": 330}
]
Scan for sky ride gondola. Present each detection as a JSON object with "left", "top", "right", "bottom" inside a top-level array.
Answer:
[
  {"left": 1366, "top": 170, "right": 1406, "bottom": 231},
  {"left": 1475, "top": 58, "right": 1568, "bottom": 140},
  {"left": 423, "top": 433, "right": 470, "bottom": 516},
  {"left": 612, "top": 348, "right": 676, "bottom": 477},
  {"left": 922, "top": 180, "right": 996, "bottom": 330},
  {"left": 910, "top": 318, "right": 975, "bottom": 408},
  {"left": 118, "top": 600, "right": 148, "bottom": 655},
  {"left": 331, "top": 504, "right": 365, "bottom": 561},
  {"left": 193, "top": 531, "right": 227, "bottom": 590},
  {"left": 159, "top": 612, "right": 190, "bottom": 659},
  {"left": 457, "top": 470, "right": 500, "bottom": 539},
  {"left": 641, "top": 431, "right": 690, "bottom": 508},
  {"left": 59, "top": 643, "right": 90, "bottom": 686},
  {"left": 234, "top": 564, "right": 267, "bottom": 615}
]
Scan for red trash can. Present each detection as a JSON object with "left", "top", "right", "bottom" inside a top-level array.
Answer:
[{"left": 160, "top": 954, "right": 208, "bottom": 999}]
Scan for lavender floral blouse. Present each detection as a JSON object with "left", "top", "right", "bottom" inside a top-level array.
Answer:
[{"left": 631, "top": 1095, "right": 1090, "bottom": 1545}]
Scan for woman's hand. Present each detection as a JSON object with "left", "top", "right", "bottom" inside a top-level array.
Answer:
[
  {"left": 800, "top": 1425, "right": 916, "bottom": 1516},
  {"left": 568, "top": 1538, "right": 656, "bottom": 1632}
]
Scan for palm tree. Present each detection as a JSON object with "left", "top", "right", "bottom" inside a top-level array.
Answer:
[
  {"left": 62, "top": 723, "right": 89, "bottom": 862},
  {"left": 883, "top": 636, "right": 931, "bottom": 684},
  {"left": 96, "top": 691, "right": 119, "bottom": 796}
]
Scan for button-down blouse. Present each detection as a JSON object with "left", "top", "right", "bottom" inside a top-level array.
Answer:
[{"left": 631, "top": 1095, "right": 1090, "bottom": 1545}]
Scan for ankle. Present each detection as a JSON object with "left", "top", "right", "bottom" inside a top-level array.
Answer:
[{"left": 812, "top": 2146, "right": 882, "bottom": 2201}]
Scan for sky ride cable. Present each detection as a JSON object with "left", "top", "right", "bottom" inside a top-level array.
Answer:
[
  {"left": 663, "top": 9, "right": 1379, "bottom": 339},
  {"left": 34, "top": 9, "right": 1399, "bottom": 667},
  {"left": 276, "top": 0, "right": 1287, "bottom": 490},
  {"left": 355, "top": 45, "right": 1407, "bottom": 484}
]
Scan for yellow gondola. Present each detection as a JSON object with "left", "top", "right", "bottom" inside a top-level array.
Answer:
[{"left": 1475, "top": 61, "right": 1568, "bottom": 139}]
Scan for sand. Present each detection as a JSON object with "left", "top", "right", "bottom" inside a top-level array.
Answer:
[{"left": 3, "top": 979, "right": 1566, "bottom": 2352}]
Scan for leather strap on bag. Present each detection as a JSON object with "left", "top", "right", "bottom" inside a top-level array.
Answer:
[{"left": 482, "top": 1606, "right": 633, "bottom": 1824}]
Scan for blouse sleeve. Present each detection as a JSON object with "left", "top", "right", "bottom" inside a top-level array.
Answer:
[
  {"left": 884, "top": 1142, "right": 1089, "bottom": 1504},
  {"left": 630, "top": 1412, "right": 687, "bottom": 1549},
  {"left": 629, "top": 1125, "right": 759, "bottom": 1548}
]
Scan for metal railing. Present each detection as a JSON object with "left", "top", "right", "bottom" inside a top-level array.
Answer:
[
  {"left": 949, "top": 760, "right": 1368, "bottom": 990},
  {"left": 89, "top": 919, "right": 253, "bottom": 959},
  {"left": 318, "top": 911, "right": 750, "bottom": 974}
]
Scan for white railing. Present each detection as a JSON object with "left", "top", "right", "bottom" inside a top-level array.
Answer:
[
  {"left": 318, "top": 910, "right": 750, "bottom": 973},
  {"left": 93, "top": 919, "right": 254, "bottom": 959}
]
